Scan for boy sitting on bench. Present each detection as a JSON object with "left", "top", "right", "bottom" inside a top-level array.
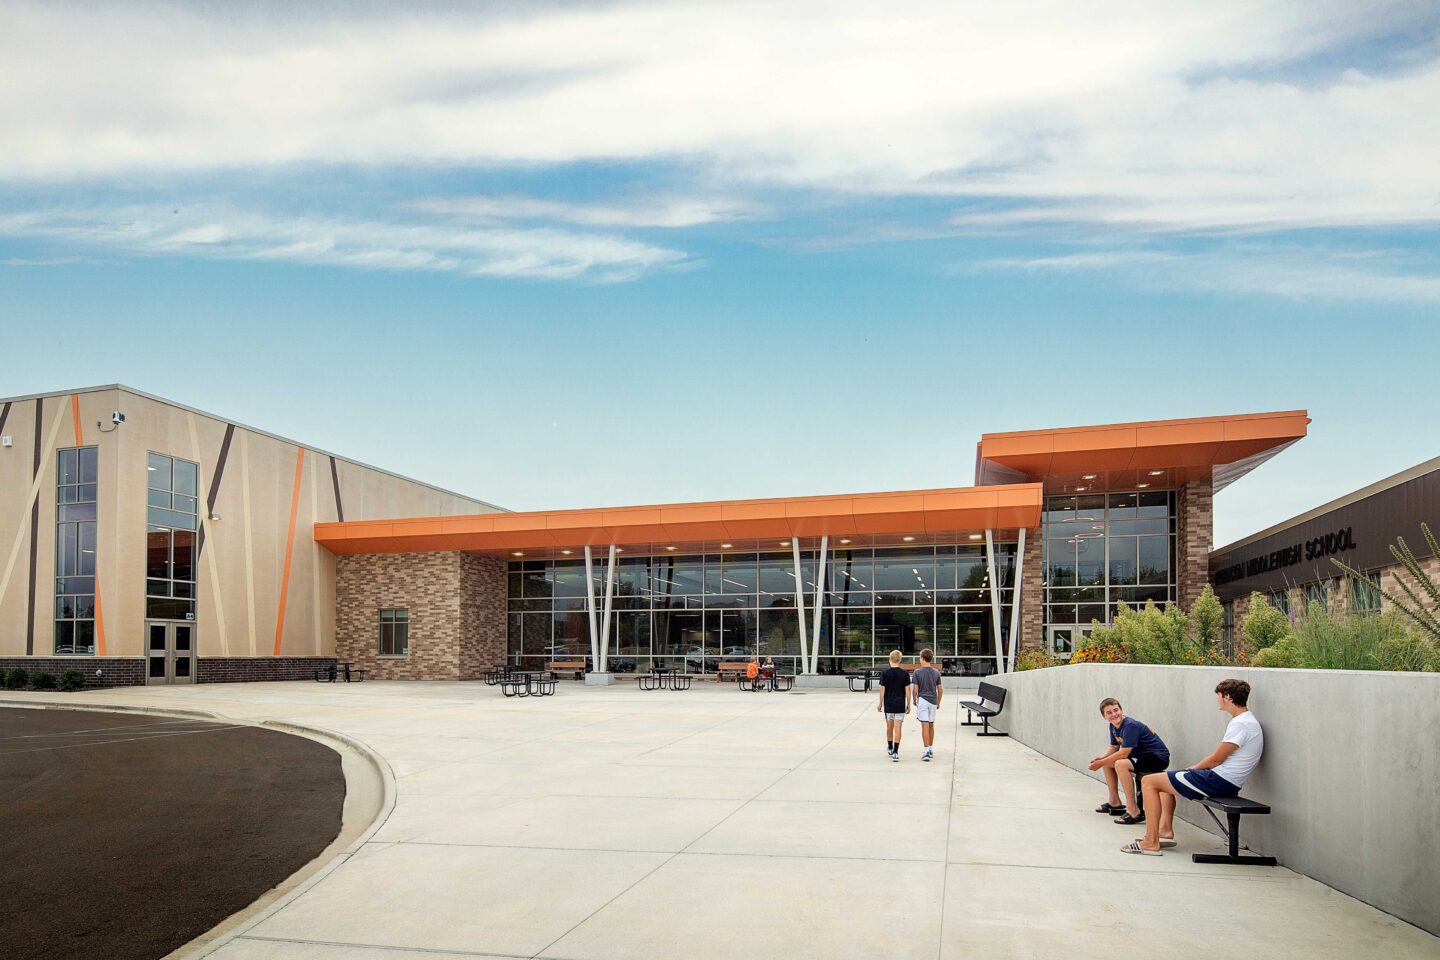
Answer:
[
  {"left": 1122, "top": 679, "right": 1264, "bottom": 856},
  {"left": 1089, "top": 698, "right": 1169, "bottom": 825}
]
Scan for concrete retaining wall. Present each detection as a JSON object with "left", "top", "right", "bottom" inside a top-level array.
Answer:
[{"left": 988, "top": 663, "right": 1440, "bottom": 936}]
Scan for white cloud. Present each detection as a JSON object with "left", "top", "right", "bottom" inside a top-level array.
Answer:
[
  {"left": 974, "top": 245, "right": 1440, "bottom": 304},
  {"left": 0, "top": 205, "right": 687, "bottom": 281},
  {"left": 411, "top": 194, "right": 759, "bottom": 228},
  {"left": 2, "top": 1, "right": 1438, "bottom": 234}
]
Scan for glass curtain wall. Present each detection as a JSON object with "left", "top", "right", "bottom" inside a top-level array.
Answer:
[
  {"left": 506, "top": 542, "right": 1017, "bottom": 676},
  {"left": 145, "top": 452, "right": 200, "bottom": 620},
  {"left": 1042, "top": 491, "right": 1176, "bottom": 632},
  {"left": 54, "top": 446, "right": 99, "bottom": 654}
]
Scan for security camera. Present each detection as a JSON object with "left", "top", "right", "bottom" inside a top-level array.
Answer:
[{"left": 111, "top": 411, "right": 126, "bottom": 425}]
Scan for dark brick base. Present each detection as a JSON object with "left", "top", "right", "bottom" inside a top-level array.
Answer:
[
  {"left": 196, "top": 657, "right": 338, "bottom": 683},
  {"left": 0, "top": 657, "right": 146, "bottom": 688}
]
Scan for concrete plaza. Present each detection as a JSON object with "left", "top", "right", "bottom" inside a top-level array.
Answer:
[{"left": 4, "top": 681, "right": 1434, "bottom": 959}]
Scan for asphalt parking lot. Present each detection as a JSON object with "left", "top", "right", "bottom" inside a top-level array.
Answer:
[{"left": 0, "top": 707, "right": 344, "bottom": 960}]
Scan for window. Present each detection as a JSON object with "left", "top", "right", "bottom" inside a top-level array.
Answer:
[
  {"left": 55, "top": 446, "right": 98, "bottom": 655},
  {"left": 1267, "top": 588, "right": 1290, "bottom": 616},
  {"left": 1303, "top": 580, "right": 1333, "bottom": 610},
  {"left": 379, "top": 608, "right": 409, "bottom": 656},
  {"left": 146, "top": 453, "right": 199, "bottom": 620},
  {"left": 1042, "top": 490, "right": 1176, "bottom": 630},
  {"left": 1350, "top": 572, "right": 1383, "bottom": 616}
]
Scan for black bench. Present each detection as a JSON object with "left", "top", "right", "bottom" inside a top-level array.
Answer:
[
  {"left": 1192, "top": 795, "right": 1277, "bottom": 866},
  {"left": 846, "top": 670, "right": 877, "bottom": 692},
  {"left": 957, "top": 680, "right": 1008, "bottom": 737}
]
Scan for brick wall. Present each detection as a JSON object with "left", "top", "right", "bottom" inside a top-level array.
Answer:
[
  {"left": 197, "top": 657, "right": 337, "bottom": 683},
  {"left": 1019, "top": 528, "right": 1044, "bottom": 651},
  {"left": 335, "top": 551, "right": 505, "bottom": 680},
  {"left": 1176, "top": 478, "right": 1214, "bottom": 610},
  {"left": 458, "top": 553, "right": 506, "bottom": 680},
  {"left": 0, "top": 657, "right": 146, "bottom": 688}
]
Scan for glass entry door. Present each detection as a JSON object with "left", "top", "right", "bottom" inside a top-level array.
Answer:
[
  {"left": 1047, "top": 624, "right": 1092, "bottom": 660},
  {"left": 146, "top": 621, "right": 195, "bottom": 685}
]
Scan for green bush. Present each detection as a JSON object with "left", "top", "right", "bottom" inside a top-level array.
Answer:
[
  {"left": 29, "top": 672, "right": 56, "bottom": 690},
  {"left": 3, "top": 668, "right": 29, "bottom": 690},
  {"left": 1291, "top": 602, "right": 1407, "bottom": 671},
  {"left": 1086, "top": 590, "right": 1226, "bottom": 666},
  {"left": 57, "top": 670, "right": 86, "bottom": 691},
  {"left": 1242, "top": 593, "right": 1292, "bottom": 652},
  {"left": 1016, "top": 648, "right": 1059, "bottom": 671},
  {"left": 1373, "top": 632, "right": 1439, "bottom": 672},
  {"left": 1251, "top": 637, "right": 1302, "bottom": 668}
]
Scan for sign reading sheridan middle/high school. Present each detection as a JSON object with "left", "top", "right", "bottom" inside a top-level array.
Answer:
[{"left": 1214, "top": 527, "right": 1357, "bottom": 586}]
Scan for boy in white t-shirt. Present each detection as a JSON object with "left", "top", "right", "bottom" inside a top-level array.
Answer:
[{"left": 1121, "top": 679, "right": 1264, "bottom": 856}]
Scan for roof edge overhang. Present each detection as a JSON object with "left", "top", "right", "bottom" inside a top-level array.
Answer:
[{"left": 315, "top": 483, "right": 1044, "bottom": 556}]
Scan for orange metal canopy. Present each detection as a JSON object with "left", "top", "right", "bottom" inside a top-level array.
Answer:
[
  {"left": 975, "top": 410, "right": 1309, "bottom": 493},
  {"left": 315, "top": 484, "right": 1043, "bottom": 557}
]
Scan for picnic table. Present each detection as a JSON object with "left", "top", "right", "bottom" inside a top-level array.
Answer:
[
  {"left": 639, "top": 667, "right": 692, "bottom": 691},
  {"left": 500, "top": 671, "right": 558, "bottom": 698},
  {"left": 315, "top": 661, "right": 368, "bottom": 683}
]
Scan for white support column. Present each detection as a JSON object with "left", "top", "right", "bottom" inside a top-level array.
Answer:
[
  {"left": 985, "top": 529, "right": 1005, "bottom": 676},
  {"left": 810, "top": 535, "right": 828, "bottom": 675},
  {"left": 583, "top": 545, "right": 599, "bottom": 667},
  {"left": 599, "top": 544, "right": 617, "bottom": 673},
  {"left": 1006, "top": 527, "right": 1026, "bottom": 673},
  {"left": 791, "top": 539, "right": 809, "bottom": 674}
]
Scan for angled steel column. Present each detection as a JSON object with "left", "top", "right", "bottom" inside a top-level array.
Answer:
[
  {"left": 599, "top": 544, "right": 617, "bottom": 672},
  {"left": 791, "top": 539, "right": 809, "bottom": 674},
  {"left": 810, "top": 535, "right": 829, "bottom": 674},
  {"left": 1006, "top": 527, "right": 1027, "bottom": 673},
  {"left": 584, "top": 545, "right": 600, "bottom": 666},
  {"left": 985, "top": 529, "right": 1005, "bottom": 676}
]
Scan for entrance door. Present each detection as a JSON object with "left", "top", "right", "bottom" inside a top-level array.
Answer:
[
  {"left": 146, "top": 621, "right": 195, "bottom": 685},
  {"left": 1046, "top": 625, "right": 1092, "bottom": 660}
]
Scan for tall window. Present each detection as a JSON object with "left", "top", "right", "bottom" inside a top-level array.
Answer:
[
  {"left": 1351, "top": 572, "right": 1383, "bottom": 616},
  {"left": 1042, "top": 490, "right": 1176, "bottom": 629},
  {"left": 146, "top": 452, "right": 198, "bottom": 620},
  {"left": 55, "top": 446, "right": 98, "bottom": 655},
  {"left": 379, "top": 609, "right": 409, "bottom": 656}
]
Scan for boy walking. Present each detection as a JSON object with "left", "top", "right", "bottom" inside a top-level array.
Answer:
[
  {"left": 909, "top": 648, "right": 943, "bottom": 762},
  {"left": 877, "top": 649, "right": 910, "bottom": 761}
]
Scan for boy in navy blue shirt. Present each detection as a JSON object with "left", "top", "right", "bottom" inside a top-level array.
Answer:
[{"left": 1088, "top": 697, "right": 1169, "bottom": 825}]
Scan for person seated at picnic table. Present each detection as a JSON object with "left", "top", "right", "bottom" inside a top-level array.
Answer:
[
  {"left": 746, "top": 658, "right": 760, "bottom": 688},
  {"left": 1088, "top": 697, "right": 1169, "bottom": 825},
  {"left": 761, "top": 656, "right": 776, "bottom": 681},
  {"left": 1122, "top": 679, "right": 1264, "bottom": 856}
]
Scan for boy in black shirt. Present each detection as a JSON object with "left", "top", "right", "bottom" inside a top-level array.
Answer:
[{"left": 877, "top": 649, "right": 910, "bottom": 761}]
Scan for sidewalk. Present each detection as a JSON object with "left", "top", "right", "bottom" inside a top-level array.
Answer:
[{"left": 5, "top": 681, "right": 1434, "bottom": 959}]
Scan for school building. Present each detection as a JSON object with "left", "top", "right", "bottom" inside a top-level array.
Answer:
[{"left": 0, "top": 385, "right": 1343, "bottom": 685}]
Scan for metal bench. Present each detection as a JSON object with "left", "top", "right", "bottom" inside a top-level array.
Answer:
[
  {"left": 957, "top": 680, "right": 1008, "bottom": 737},
  {"left": 1192, "top": 795, "right": 1277, "bottom": 866}
]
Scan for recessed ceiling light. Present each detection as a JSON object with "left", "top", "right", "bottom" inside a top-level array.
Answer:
[
  {"left": 902, "top": 536, "right": 915, "bottom": 542},
  {"left": 721, "top": 542, "right": 733, "bottom": 548},
  {"left": 1075, "top": 486, "right": 1088, "bottom": 492},
  {"left": 968, "top": 533, "right": 982, "bottom": 540},
  {"left": 1148, "top": 470, "right": 1163, "bottom": 476},
  {"left": 1136, "top": 483, "right": 1150, "bottom": 489},
  {"left": 561, "top": 549, "right": 572, "bottom": 555},
  {"left": 780, "top": 540, "right": 791, "bottom": 547},
  {"left": 511, "top": 551, "right": 524, "bottom": 557},
  {"left": 1082, "top": 474, "right": 1096, "bottom": 480},
  {"left": 615, "top": 547, "right": 623, "bottom": 552},
  {"left": 666, "top": 545, "right": 676, "bottom": 551},
  {"left": 839, "top": 538, "right": 851, "bottom": 544}
]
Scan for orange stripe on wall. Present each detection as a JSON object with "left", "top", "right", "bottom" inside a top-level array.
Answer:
[
  {"left": 70, "top": 394, "right": 84, "bottom": 445},
  {"left": 72, "top": 394, "right": 106, "bottom": 655},
  {"left": 274, "top": 447, "right": 306, "bottom": 656}
]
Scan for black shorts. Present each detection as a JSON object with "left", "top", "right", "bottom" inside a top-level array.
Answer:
[{"left": 1130, "top": 754, "right": 1169, "bottom": 775}]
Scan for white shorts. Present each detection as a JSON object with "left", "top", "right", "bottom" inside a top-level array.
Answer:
[
  {"left": 915, "top": 698, "right": 938, "bottom": 723},
  {"left": 884, "top": 712, "right": 907, "bottom": 722}
]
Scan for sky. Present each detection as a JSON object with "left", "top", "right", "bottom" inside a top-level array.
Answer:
[{"left": 1, "top": 0, "right": 1438, "bottom": 546}]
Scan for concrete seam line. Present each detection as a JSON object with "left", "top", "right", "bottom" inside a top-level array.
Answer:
[{"left": 0, "top": 698, "right": 394, "bottom": 960}]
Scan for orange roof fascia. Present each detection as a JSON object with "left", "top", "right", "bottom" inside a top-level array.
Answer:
[
  {"left": 314, "top": 484, "right": 1044, "bottom": 556},
  {"left": 976, "top": 410, "right": 1309, "bottom": 482}
]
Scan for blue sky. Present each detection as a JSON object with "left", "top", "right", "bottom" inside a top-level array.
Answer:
[{"left": 2, "top": 1, "right": 1438, "bottom": 545}]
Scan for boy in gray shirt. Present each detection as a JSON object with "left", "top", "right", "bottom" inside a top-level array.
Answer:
[{"left": 909, "top": 648, "right": 943, "bottom": 762}]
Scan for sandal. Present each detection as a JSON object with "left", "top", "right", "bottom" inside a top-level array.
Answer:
[
  {"left": 1120, "top": 841, "right": 1161, "bottom": 856},
  {"left": 1095, "top": 802, "right": 1124, "bottom": 814},
  {"left": 1137, "top": 837, "right": 1178, "bottom": 848},
  {"left": 1113, "top": 812, "right": 1145, "bottom": 825}
]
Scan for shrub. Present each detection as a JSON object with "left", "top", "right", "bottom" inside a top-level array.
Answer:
[
  {"left": 1251, "top": 637, "right": 1302, "bottom": 668},
  {"left": 1016, "top": 648, "right": 1060, "bottom": 671},
  {"left": 1291, "top": 602, "right": 1410, "bottom": 671},
  {"left": 29, "top": 672, "right": 56, "bottom": 690},
  {"left": 3, "top": 668, "right": 29, "bottom": 690},
  {"left": 1242, "top": 593, "right": 1292, "bottom": 652},
  {"left": 1070, "top": 640, "right": 1129, "bottom": 664},
  {"left": 1334, "top": 522, "right": 1440, "bottom": 642},
  {"left": 1374, "top": 632, "right": 1440, "bottom": 672},
  {"left": 58, "top": 670, "right": 86, "bottom": 691}
]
